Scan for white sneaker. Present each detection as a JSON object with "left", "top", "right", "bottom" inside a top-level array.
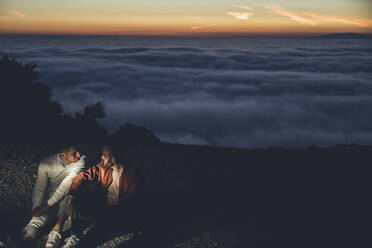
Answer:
[
  {"left": 61, "top": 235, "right": 80, "bottom": 248},
  {"left": 45, "top": 231, "right": 62, "bottom": 248}
]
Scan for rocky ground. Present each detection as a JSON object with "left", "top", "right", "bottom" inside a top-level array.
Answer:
[
  {"left": 0, "top": 143, "right": 370, "bottom": 248},
  {"left": 0, "top": 143, "right": 255, "bottom": 248}
]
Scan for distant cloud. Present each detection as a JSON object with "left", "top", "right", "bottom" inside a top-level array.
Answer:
[
  {"left": 232, "top": 5, "right": 254, "bottom": 11},
  {"left": 261, "top": 4, "right": 372, "bottom": 27},
  {"left": 226, "top": 12, "right": 254, "bottom": 20},
  {"left": 11, "top": 10, "right": 25, "bottom": 18},
  {"left": 188, "top": 16, "right": 215, "bottom": 30},
  {"left": 305, "top": 13, "right": 371, "bottom": 28},
  {"left": 190, "top": 24, "right": 216, "bottom": 30},
  {"left": 227, "top": 5, "right": 254, "bottom": 20},
  {"left": 261, "top": 5, "right": 315, "bottom": 25},
  {"left": 191, "top": 26, "right": 202, "bottom": 30}
]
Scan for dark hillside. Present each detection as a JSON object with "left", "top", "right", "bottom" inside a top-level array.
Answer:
[{"left": 0, "top": 142, "right": 370, "bottom": 247}]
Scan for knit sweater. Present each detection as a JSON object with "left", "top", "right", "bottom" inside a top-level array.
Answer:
[{"left": 32, "top": 154, "right": 85, "bottom": 209}]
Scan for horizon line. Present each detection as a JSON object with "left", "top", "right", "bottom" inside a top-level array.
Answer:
[{"left": 1, "top": 31, "right": 372, "bottom": 38}]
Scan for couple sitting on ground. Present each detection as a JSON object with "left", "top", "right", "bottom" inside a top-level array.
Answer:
[{"left": 8, "top": 141, "right": 142, "bottom": 248}]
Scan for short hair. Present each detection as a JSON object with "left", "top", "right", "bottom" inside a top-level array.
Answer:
[
  {"left": 58, "top": 144, "right": 78, "bottom": 153},
  {"left": 104, "top": 138, "right": 130, "bottom": 166}
]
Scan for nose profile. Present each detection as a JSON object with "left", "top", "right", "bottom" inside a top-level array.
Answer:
[{"left": 76, "top": 152, "right": 81, "bottom": 159}]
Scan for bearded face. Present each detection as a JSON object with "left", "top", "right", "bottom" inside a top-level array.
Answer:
[
  {"left": 100, "top": 146, "right": 116, "bottom": 168},
  {"left": 61, "top": 146, "right": 81, "bottom": 163}
]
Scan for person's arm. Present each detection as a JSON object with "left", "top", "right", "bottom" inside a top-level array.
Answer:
[
  {"left": 46, "top": 156, "right": 86, "bottom": 207},
  {"left": 65, "top": 165, "right": 99, "bottom": 218},
  {"left": 69, "top": 165, "right": 99, "bottom": 199},
  {"left": 119, "top": 167, "right": 141, "bottom": 204},
  {"left": 32, "top": 162, "right": 48, "bottom": 214}
]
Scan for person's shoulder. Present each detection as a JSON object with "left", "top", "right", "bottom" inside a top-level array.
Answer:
[
  {"left": 71, "top": 155, "right": 86, "bottom": 167},
  {"left": 39, "top": 153, "right": 59, "bottom": 167},
  {"left": 124, "top": 165, "right": 142, "bottom": 180}
]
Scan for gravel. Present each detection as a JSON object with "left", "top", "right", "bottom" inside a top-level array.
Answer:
[{"left": 0, "top": 143, "right": 243, "bottom": 248}]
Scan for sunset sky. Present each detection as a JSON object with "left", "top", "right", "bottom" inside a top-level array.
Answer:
[{"left": 1, "top": 0, "right": 372, "bottom": 35}]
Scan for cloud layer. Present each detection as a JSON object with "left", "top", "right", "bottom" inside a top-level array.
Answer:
[
  {"left": 10, "top": 10, "right": 25, "bottom": 18},
  {"left": 261, "top": 4, "right": 372, "bottom": 27},
  {"left": 1, "top": 35, "right": 372, "bottom": 148},
  {"left": 226, "top": 12, "right": 254, "bottom": 20},
  {"left": 227, "top": 5, "right": 254, "bottom": 20}
]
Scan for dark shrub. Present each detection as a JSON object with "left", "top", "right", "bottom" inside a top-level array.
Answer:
[
  {"left": 0, "top": 54, "right": 63, "bottom": 143},
  {"left": 0, "top": 54, "right": 107, "bottom": 145}
]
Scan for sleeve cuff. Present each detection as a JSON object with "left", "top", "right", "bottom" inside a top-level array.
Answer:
[{"left": 47, "top": 199, "right": 54, "bottom": 207}]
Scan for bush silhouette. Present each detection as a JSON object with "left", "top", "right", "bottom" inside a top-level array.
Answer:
[
  {"left": 0, "top": 54, "right": 107, "bottom": 144},
  {"left": 64, "top": 102, "right": 107, "bottom": 144},
  {"left": 0, "top": 54, "right": 63, "bottom": 142}
]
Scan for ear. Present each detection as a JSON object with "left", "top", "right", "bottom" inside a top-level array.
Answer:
[{"left": 59, "top": 152, "right": 66, "bottom": 159}]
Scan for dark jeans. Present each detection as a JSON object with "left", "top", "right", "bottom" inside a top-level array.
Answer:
[{"left": 71, "top": 201, "right": 146, "bottom": 247}]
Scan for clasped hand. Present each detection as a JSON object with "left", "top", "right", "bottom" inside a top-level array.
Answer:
[{"left": 32, "top": 203, "right": 49, "bottom": 217}]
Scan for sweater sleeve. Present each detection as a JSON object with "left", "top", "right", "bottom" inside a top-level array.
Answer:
[
  {"left": 47, "top": 156, "right": 86, "bottom": 206},
  {"left": 32, "top": 162, "right": 48, "bottom": 210}
]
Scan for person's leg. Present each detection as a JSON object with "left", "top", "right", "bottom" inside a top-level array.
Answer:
[
  {"left": 51, "top": 215, "right": 65, "bottom": 232},
  {"left": 60, "top": 215, "right": 98, "bottom": 248},
  {"left": 66, "top": 207, "right": 120, "bottom": 247},
  {"left": 61, "top": 195, "right": 98, "bottom": 248},
  {"left": 97, "top": 206, "right": 145, "bottom": 247},
  {"left": 53, "top": 195, "right": 68, "bottom": 232},
  {"left": 4, "top": 204, "right": 56, "bottom": 247},
  {"left": 45, "top": 196, "right": 68, "bottom": 248},
  {"left": 22, "top": 213, "right": 50, "bottom": 240},
  {"left": 2, "top": 214, "right": 50, "bottom": 248}
]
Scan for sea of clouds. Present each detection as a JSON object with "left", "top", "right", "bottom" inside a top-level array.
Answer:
[{"left": 1, "top": 35, "right": 372, "bottom": 148}]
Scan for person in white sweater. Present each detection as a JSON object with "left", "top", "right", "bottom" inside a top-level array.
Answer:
[{"left": 19, "top": 145, "right": 85, "bottom": 248}]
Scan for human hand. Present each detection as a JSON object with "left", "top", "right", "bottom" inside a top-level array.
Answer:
[{"left": 32, "top": 203, "right": 49, "bottom": 217}]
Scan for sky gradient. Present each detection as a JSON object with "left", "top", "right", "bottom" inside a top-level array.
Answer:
[{"left": 1, "top": 0, "right": 372, "bottom": 35}]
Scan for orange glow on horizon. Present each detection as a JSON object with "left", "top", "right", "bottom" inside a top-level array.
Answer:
[{"left": 1, "top": 2, "right": 372, "bottom": 36}]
